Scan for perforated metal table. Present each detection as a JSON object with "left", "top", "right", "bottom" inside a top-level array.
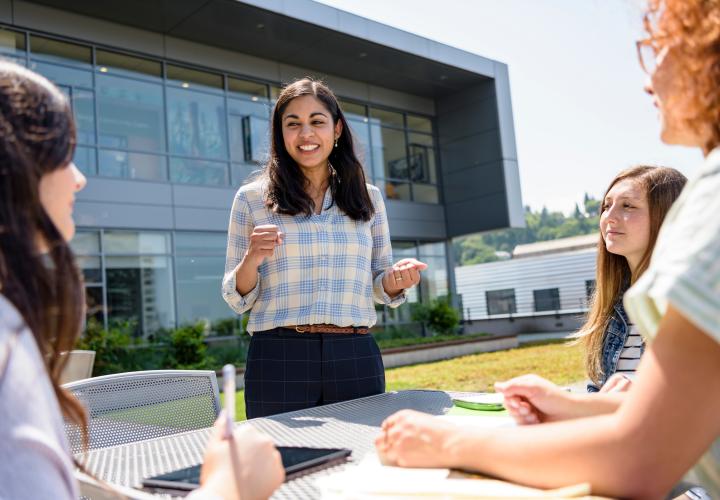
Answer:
[{"left": 79, "top": 390, "right": 474, "bottom": 499}]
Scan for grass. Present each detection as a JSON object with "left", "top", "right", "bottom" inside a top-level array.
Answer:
[
  {"left": 375, "top": 332, "right": 490, "bottom": 350},
  {"left": 222, "top": 339, "right": 585, "bottom": 421}
]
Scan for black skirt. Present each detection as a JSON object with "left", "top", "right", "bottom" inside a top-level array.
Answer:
[{"left": 243, "top": 328, "right": 385, "bottom": 419}]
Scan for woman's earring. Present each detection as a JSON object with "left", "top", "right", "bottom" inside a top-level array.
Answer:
[{"left": 334, "top": 137, "right": 339, "bottom": 148}]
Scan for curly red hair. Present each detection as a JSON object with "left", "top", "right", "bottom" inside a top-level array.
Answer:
[{"left": 645, "top": 0, "right": 720, "bottom": 151}]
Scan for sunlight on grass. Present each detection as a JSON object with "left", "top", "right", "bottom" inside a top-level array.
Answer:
[{"left": 226, "top": 339, "right": 584, "bottom": 421}]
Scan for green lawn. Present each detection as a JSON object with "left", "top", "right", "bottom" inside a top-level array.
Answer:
[{"left": 222, "top": 339, "right": 585, "bottom": 421}]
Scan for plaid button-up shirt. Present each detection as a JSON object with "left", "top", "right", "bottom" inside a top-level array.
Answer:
[{"left": 222, "top": 181, "right": 405, "bottom": 333}]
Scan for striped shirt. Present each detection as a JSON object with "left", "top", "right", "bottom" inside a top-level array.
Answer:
[
  {"left": 614, "top": 324, "right": 643, "bottom": 377},
  {"left": 222, "top": 180, "right": 405, "bottom": 334},
  {"left": 625, "top": 148, "right": 720, "bottom": 498}
]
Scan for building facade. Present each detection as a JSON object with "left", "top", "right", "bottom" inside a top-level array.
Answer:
[
  {"left": 456, "top": 234, "right": 598, "bottom": 335},
  {"left": 0, "top": 0, "right": 523, "bottom": 336}
]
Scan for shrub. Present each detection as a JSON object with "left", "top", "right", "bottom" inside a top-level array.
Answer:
[
  {"left": 411, "top": 296, "right": 460, "bottom": 336},
  {"left": 75, "top": 318, "right": 136, "bottom": 375},
  {"left": 165, "top": 322, "right": 216, "bottom": 370}
]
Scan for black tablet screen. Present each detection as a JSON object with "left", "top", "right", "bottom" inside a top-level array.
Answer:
[{"left": 142, "top": 446, "right": 351, "bottom": 492}]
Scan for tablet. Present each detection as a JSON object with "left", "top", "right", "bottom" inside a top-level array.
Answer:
[{"left": 141, "top": 446, "right": 352, "bottom": 494}]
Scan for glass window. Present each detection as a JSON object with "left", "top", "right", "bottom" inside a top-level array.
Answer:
[
  {"left": 420, "top": 255, "right": 448, "bottom": 302},
  {"left": 99, "top": 149, "right": 167, "bottom": 181},
  {"left": 84, "top": 285, "right": 105, "bottom": 326},
  {"left": 73, "top": 146, "right": 97, "bottom": 176},
  {"left": 339, "top": 100, "right": 366, "bottom": 121},
  {"left": 228, "top": 98, "right": 270, "bottom": 164},
  {"left": 97, "top": 74, "right": 166, "bottom": 152},
  {"left": 169, "top": 157, "right": 229, "bottom": 186},
  {"left": 175, "top": 255, "right": 229, "bottom": 325},
  {"left": 412, "top": 184, "right": 439, "bottom": 203},
  {"left": 167, "top": 86, "right": 228, "bottom": 160},
  {"left": 418, "top": 241, "right": 445, "bottom": 257},
  {"left": 76, "top": 256, "right": 102, "bottom": 284},
  {"left": 72, "top": 88, "right": 96, "bottom": 144},
  {"left": 270, "top": 85, "right": 282, "bottom": 101},
  {"left": 31, "top": 61, "right": 92, "bottom": 87},
  {"left": 167, "top": 64, "right": 223, "bottom": 91},
  {"left": 29, "top": 35, "right": 91, "bottom": 65},
  {"left": 105, "top": 255, "right": 175, "bottom": 336},
  {"left": 0, "top": 28, "right": 26, "bottom": 55},
  {"left": 392, "top": 241, "right": 418, "bottom": 259},
  {"left": 347, "top": 119, "right": 371, "bottom": 177},
  {"left": 228, "top": 77, "right": 268, "bottom": 100},
  {"left": 96, "top": 50, "right": 162, "bottom": 79},
  {"left": 71, "top": 231, "right": 100, "bottom": 254},
  {"left": 369, "top": 107, "right": 404, "bottom": 128},
  {"left": 175, "top": 232, "right": 227, "bottom": 254},
  {"left": 407, "top": 133, "right": 437, "bottom": 184},
  {"left": 486, "top": 289, "right": 517, "bottom": 315},
  {"left": 384, "top": 180, "right": 411, "bottom": 201},
  {"left": 534, "top": 288, "right": 560, "bottom": 312},
  {"left": 104, "top": 231, "right": 170, "bottom": 254},
  {"left": 406, "top": 114, "right": 433, "bottom": 133},
  {"left": 373, "top": 126, "right": 407, "bottom": 180}
]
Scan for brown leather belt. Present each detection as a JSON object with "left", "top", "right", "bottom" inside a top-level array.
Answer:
[{"left": 282, "top": 324, "right": 369, "bottom": 334}]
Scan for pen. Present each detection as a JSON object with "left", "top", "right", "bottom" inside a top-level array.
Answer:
[{"left": 222, "top": 364, "right": 236, "bottom": 439}]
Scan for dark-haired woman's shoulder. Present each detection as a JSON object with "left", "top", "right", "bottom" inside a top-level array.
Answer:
[{"left": 0, "top": 295, "right": 78, "bottom": 499}]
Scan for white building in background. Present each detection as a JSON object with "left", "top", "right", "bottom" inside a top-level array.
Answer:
[{"left": 455, "top": 234, "right": 599, "bottom": 334}]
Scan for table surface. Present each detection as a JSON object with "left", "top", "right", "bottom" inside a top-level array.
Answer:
[{"left": 78, "top": 389, "right": 489, "bottom": 499}]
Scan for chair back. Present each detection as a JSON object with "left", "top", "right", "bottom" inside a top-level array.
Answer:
[
  {"left": 63, "top": 370, "right": 220, "bottom": 455},
  {"left": 59, "top": 350, "right": 96, "bottom": 384}
]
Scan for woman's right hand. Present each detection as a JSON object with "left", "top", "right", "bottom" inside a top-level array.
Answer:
[
  {"left": 198, "top": 416, "right": 284, "bottom": 500},
  {"left": 494, "top": 374, "right": 575, "bottom": 425},
  {"left": 244, "top": 225, "right": 284, "bottom": 268}
]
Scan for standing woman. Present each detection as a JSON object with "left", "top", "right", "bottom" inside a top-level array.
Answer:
[{"left": 222, "top": 78, "right": 426, "bottom": 418}]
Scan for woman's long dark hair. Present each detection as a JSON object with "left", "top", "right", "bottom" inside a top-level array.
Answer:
[
  {"left": 264, "top": 78, "right": 375, "bottom": 221},
  {"left": 0, "top": 61, "right": 87, "bottom": 433}
]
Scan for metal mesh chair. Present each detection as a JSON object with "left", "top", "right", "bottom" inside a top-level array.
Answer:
[{"left": 63, "top": 370, "right": 220, "bottom": 455}]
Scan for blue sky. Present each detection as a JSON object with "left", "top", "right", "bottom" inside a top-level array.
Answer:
[{"left": 315, "top": 0, "right": 704, "bottom": 213}]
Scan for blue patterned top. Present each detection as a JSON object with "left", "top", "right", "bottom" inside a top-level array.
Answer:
[{"left": 222, "top": 180, "right": 406, "bottom": 333}]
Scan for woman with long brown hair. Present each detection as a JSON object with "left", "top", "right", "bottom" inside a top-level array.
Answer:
[
  {"left": 582, "top": 166, "right": 686, "bottom": 390},
  {"left": 222, "top": 78, "right": 426, "bottom": 418},
  {"left": 0, "top": 61, "right": 283, "bottom": 500},
  {"left": 375, "top": 0, "right": 720, "bottom": 497}
]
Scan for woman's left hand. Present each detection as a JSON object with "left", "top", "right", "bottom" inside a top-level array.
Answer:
[
  {"left": 382, "top": 258, "right": 427, "bottom": 296},
  {"left": 375, "top": 409, "right": 458, "bottom": 468}
]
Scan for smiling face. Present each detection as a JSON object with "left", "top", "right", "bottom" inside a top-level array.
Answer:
[
  {"left": 38, "top": 162, "right": 87, "bottom": 242},
  {"left": 599, "top": 178, "right": 650, "bottom": 272},
  {"left": 281, "top": 94, "right": 342, "bottom": 174}
]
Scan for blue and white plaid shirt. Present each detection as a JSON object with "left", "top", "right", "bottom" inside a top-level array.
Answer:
[{"left": 222, "top": 180, "right": 405, "bottom": 333}]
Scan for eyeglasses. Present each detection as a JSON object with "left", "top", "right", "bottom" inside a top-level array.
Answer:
[{"left": 636, "top": 38, "right": 658, "bottom": 75}]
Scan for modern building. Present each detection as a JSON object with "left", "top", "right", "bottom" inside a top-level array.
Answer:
[
  {"left": 0, "top": 0, "right": 523, "bottom": 336},
  {"left": 456, "top": 233, "right": 598, "bottom": 335}
]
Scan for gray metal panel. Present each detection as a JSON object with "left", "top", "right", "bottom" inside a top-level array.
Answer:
[
  {"left": 0, "top": 0, "right": 11, "bottom": 23},
  {"left": 174, "top": 207, "right": 230, "bottom": 232},
  {"left": 438, "top": 81, "right": 523, "bottom": 236},
  {"left": 386, "top": 200, "right": 446, "bottom": 240},
  {"left": 13, "top": 0, "right": 165, "bottom": 56},
  {"left": 21, "top": 0, "right": 493, "bottom": 98},
  {"left": 172, "top": 185, "right": 237, "bottom": 210},
  {"left": 77, "top": 178, "right": 172, "bottom": 205},
  {"left": 75, "top": 200, "right": 173, "bottom": 229}
]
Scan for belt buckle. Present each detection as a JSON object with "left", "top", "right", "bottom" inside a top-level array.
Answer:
[{"left": 295, "top": 325, "right": 307, "bottom": 333}]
